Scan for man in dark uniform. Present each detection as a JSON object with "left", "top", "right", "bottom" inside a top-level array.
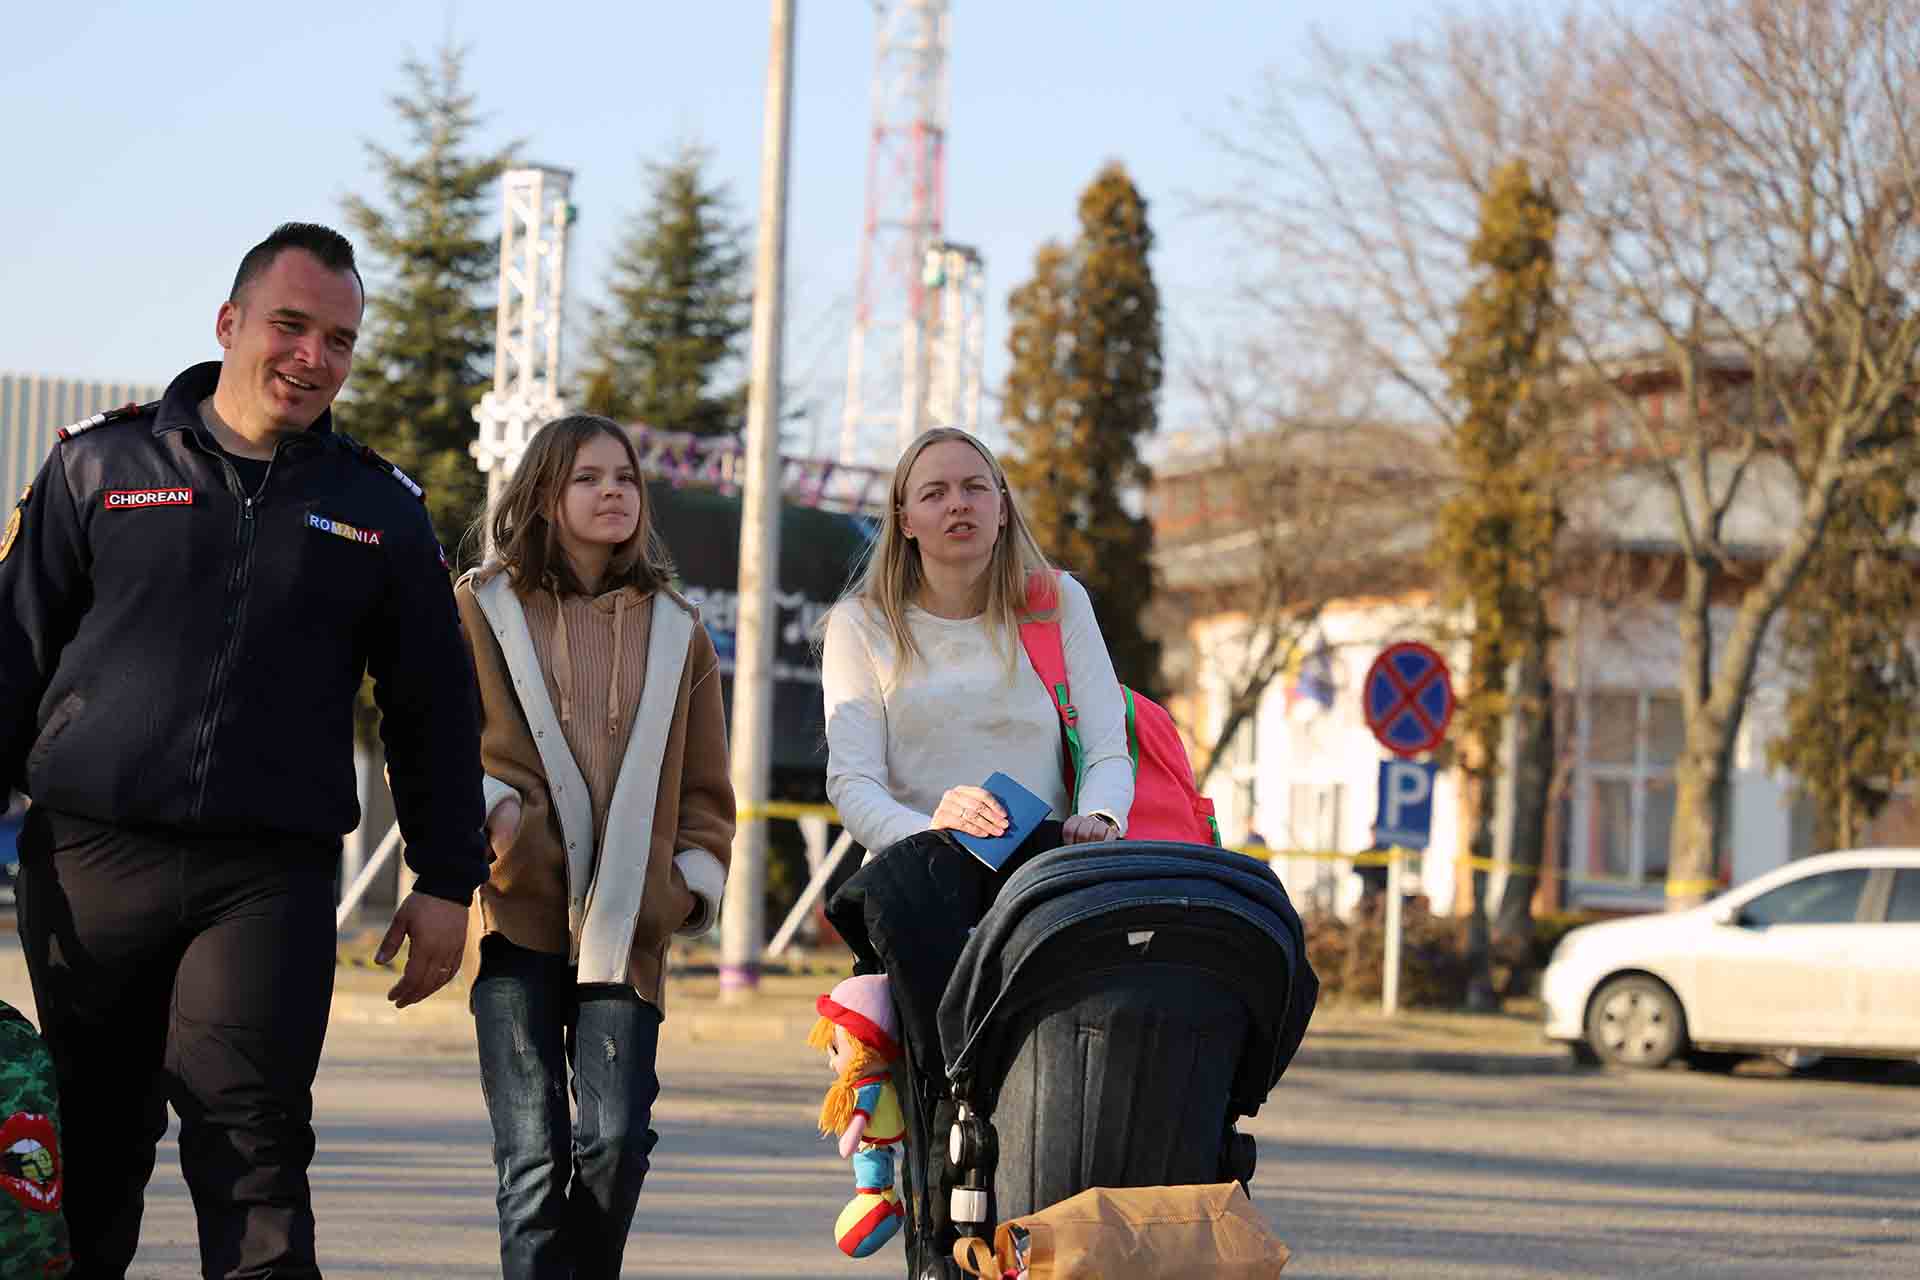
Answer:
[{"left": 0, "top": 223, "right": 488, "bottom": 1278}]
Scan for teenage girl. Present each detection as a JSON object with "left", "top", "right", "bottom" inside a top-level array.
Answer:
[{"left": 454, "top": 413, "right": 734, "bottom": 1280}]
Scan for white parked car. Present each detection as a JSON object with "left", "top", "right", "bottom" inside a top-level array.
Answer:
[{"left": 1542, "top": 849, "right": 1920, "bottom": 1069}]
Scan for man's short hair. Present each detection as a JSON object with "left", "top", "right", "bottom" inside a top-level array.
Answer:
[{"left": 230, "top": 222, "right": 364, "bottom": 303}]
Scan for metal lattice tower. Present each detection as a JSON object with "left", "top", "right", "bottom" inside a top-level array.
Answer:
[
  {"left": 840, "top": 0, "right": 951, "bottom": 467},
  {"left": 923, "top": 239, "right": 985, "bottom": 436},
  {"left": 473, "top": 166, "right": 575, "bottom": 498}
]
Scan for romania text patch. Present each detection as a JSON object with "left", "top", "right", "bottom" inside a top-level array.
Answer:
[
  {"left": 308, "top": 513, "right": 383, "bottom": 547},
  {"left": 103, "top": 487, "right": 193, "bottom": 510}
]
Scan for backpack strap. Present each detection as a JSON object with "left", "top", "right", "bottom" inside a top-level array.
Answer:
[{"left": 1018, "top": 570, "right": 1085, "bottom": 804}]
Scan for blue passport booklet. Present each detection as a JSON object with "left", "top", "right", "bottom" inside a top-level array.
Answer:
[{"left": 948, "top": 771, "right": 1052, "bottom": 871}]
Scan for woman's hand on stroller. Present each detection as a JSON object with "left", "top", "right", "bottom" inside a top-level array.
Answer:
[
  {"left": 1062, "top": 813, "right": 1121, "bottom": 844},
  {"left": 931, "top": 785, "right": 1008, "bottom": 839}
]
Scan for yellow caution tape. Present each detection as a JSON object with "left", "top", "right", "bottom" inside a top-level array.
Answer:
[
  {"left": 1247, "top": 846, "right": 1722, "bottom": 895},
  {"left": 721, "top": 819, "right": 1725, "bottom": 897},
  {"left": 1231, "top": 846, "right": 1414, "bottom": 866},
  {"left": 737, "top": 801, "right": 841, "bottom": 823}
]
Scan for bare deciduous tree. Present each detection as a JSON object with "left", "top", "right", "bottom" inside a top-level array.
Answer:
[
  {"left": 1159, "top": 349, "right": 1439, "bottom": 794},
  {"left": 1564, "top": 0, "right": 1920, "bottom": 904},
  {"left": 1200, "top": 6, "right": 1595, "bottom": 931},
  {"left": 1209, "top": 0, "right": 1920, "bottom": 912}
]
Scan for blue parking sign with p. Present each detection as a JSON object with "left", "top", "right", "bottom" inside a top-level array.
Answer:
[{"left": 1374, "top": 759, "right": 1437, "bottom": 850}]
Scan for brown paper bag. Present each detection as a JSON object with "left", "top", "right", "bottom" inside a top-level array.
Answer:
[{"left": 954, "top": 1182, "right": 1290, "bottom": 1279}]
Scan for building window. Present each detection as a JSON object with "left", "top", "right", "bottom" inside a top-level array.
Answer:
[
  {"left": 1285, "top": 781, "right": 1346, "bottom": 913},
  {"left": 1229, "top": 718, "right": 1258, "bottom": 843},
  {"left": 1577, "top": 690, "right": 1682, "bottom": 889}
]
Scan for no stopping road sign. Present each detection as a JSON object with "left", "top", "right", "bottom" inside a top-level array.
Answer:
[{"left": 1363, "top": 641, "right": 1454, "bottom": 758}]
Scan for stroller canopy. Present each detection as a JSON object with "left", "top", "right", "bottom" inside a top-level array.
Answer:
[{"left": 938, "top": 842, "right": 1318, "bottom": 1117}]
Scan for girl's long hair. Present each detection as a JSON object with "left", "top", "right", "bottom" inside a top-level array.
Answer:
[
  {"left": 475, "top": 414, "right": 674, "bottom": 597},
  {"left": 831, "top": 427, "right": 1053, "bottom": 673}
]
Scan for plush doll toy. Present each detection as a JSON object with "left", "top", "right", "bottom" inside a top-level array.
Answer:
[{"left": 809, "top": 974, "right": 906, "bottom": 1258}]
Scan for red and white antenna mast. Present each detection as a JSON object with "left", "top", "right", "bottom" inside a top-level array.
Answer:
[{"left": 840, "top": 0, "right": 951, "bottom": 467}]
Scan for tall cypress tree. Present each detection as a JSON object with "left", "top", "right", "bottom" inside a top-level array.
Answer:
[
  {"left": 578, "top": 144, "right": 749, "bottom": 435},
  {"left": 1002, "top": 163, "right": 1163, "bottom": 692},
  {"left": 1002, "top": 241, "right": 1076, "bottom": 554},
  {"left": 339, "top": 44, "right": 514, "bottom": 557},
  {"left": 1770, "top": 428, "right": 1920, "bottom": 851},
  {"left": 1434, "top": 159, "right": 1564, "bottom": 1005}
]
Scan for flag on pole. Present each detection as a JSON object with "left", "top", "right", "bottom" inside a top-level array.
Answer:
[{"left": 1284, "top": 635, "right": 1335, "bottom": 715}]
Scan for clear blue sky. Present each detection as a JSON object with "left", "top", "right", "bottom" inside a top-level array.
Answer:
[{"left": 6, "top": 1, "right": 1449, "bottom": 451}]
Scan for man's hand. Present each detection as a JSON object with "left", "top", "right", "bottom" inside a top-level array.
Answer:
[{"left": 376, "top": 891, "right": 469, "bottom": 1008}]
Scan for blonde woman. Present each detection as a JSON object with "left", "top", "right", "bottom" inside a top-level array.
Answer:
[{"left": 821, "top": 427, "right": 1132, "bottom": 864}]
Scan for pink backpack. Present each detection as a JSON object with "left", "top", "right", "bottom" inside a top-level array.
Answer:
[{"left": 1019, "top": 573, "right": 1220, "bottom": 845}]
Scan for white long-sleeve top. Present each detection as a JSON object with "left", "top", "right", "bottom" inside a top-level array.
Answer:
[{"left": 821, "top": 572, "right": 1134, "bottom": 854}]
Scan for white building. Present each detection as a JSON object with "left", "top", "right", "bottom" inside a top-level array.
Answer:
[{"left": 1152, "top": 428, "right": 1821, "bottom": 920}]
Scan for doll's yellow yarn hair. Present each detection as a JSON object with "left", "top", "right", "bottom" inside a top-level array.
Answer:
[{"left": 811, "top": 1013, "right": 891, "bottom": 1136}]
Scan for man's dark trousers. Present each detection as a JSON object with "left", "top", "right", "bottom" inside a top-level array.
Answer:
[{"left": 17, "top": 807, "right": 338, "bottom": 1279}]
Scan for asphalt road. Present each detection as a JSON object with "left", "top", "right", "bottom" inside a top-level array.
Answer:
[{"left": 110, "top": 1026, "right": 1919, "bottom": 1279}]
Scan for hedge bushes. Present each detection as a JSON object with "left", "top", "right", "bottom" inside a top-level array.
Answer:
[{"left": 1303, "top": 903, "right": 1607, "bottom": 1007}]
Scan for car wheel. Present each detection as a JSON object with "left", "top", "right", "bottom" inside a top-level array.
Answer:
[{"left": 1586, "top": 975, "right": 1686, "bottom": 1069}]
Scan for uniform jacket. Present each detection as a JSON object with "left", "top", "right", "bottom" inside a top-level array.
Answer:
[
  {"left": 455, "top": 569, "right": 733, "bottom": 1001},
  {"left": 0, "top": 361, "right": 487, "bottom": 902}
]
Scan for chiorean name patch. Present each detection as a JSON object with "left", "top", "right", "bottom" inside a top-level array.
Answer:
[
  {"left": 308, "top": 513, "right": 382, "bottom": 547},
  {"left": 103, "top": 487, "right": 193, "bottom": 509}
]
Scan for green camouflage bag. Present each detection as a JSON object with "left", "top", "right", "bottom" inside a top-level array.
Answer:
[{"left": 0, "top": 1000, "right": 68, "bottom": 1278}]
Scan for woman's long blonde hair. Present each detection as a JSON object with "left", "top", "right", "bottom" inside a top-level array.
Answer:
[{"left": 832, "top": 427, "right": 1053, "bottom": 672}]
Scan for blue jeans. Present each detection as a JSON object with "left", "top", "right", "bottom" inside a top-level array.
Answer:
[{"left": 471, "top": 935, "right": 663, "bottom": 1280}]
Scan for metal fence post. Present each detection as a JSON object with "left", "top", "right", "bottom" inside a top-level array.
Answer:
[{"left": 1382, "top": 848, "right": 1404, "bottom": 1016}]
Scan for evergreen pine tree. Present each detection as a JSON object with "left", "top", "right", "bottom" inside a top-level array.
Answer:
[
  {"left": 339, "top": 44, "right": 514, "bottom": 558},
  {"left": 1002, "top": 163, "right": 1163, "bottom": 692},
  {"left": 1434, "top": 159, "right": 1564, "bottom": 1002},
  {"left": 578, "top": 143, "right": 749, "bottom": 435}
]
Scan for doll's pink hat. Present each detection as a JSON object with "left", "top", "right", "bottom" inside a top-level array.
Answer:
[{"left": 817, "top": 974, "right": 901, "bottom": 1060}]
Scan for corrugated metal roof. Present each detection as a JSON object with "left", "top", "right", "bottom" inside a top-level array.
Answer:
[{"left": 1, "top": 373, "right": 164, "bottom": 503}]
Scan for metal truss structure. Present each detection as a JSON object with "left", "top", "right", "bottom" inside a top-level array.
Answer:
[
  {"left": 840, "top": 0, "right": 952, "bottom": 467},
  {"left": 472, "top": 166, "right": 574, "bottom": 497},
  {"left": 631, "top": 424, "right": 891, "bottom": 516},
  {"left": 923, "top": 239, "right": 985, "bottom": 436}
]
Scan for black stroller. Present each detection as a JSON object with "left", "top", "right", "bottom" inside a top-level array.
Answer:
[{"left": 828, "top": 833, "right": 1317, "bottom": 1279}]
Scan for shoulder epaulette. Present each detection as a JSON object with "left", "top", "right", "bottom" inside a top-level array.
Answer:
[
  {"left": 57, "top": 400, "right": 154, "bottom": 443},
  {"left": 338, "top": 435, "right": 426, "bottom": 503}
]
